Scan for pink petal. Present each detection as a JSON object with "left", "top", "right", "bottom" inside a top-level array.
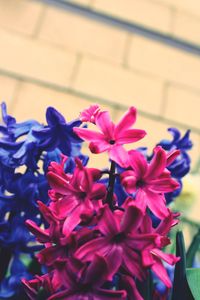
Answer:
[
  {"left": 109, "top": 145, "right": 129, "bottom": 168},
  {"left": 151, "top": 248, "right": 180, "bottom": 265},
  {"left": 63, "top": 257, "right": 85, "bottom": 286},
  {"left": 120, "top": 171, "right": 138, "bottom": 194},
  {"left": 84, "top": 255, "right": 108, "bottom": 286},
  {"left": 89, "top": 141, "right": 110, "bottom": 153},
  {"left": 95, "top": 111, "right": 115, "bottom": 138},
  {"left": 148, "top": 178, "right": 180, "bottom": 193},
  {"left": 134, "top": 189, "right": 147, "bottom": 213},
  {"left": 62, "top": 205, "right": 82, "bottom": 236},
  {"left": 98, "top": 205, "right": 119, "bottom": 236},
  {"left": 105, "top": 245, "right": 123, "bottom": 279},
  {"left": 145, "top": 146, "right": 167, "bottom": 179},
  {"left": 80, "top": 104, "right": 100, "bottom": 123},
  {"left": 51, "top": 270, "right": 64, "bottom": 294},
  {"left": 117, "top": 129, "right": 146, "bottom": 144},
  {"left": 21, "top": 278, "right": 39, "bottom": 300},
  {"left": 140, "top": 213, "right": 153, "bottom": 233},
  {"left": 126, "top": 233, "right": 157, "bottom": 250},
  {"left": 79, "top": 168, "right": 93, "bottom": 193},
  {"left": 88, "top": 168, "right": 102, "bottom": 181},
  {"left": 115, "top": 106, "right": 137, "bottom": 134},
  {"left": 155, "top": 236, "right": 170, "bottom": 248},
  {"left": 49, "top": 196, "right": 78, "bottom": 218},
  {"left": 123, "top": 246, "right": 145, "bottom": 280},
  {"left": 79, "top": 198, "right": 94, "bottom": 221},
  {"left": 151, "top": 257, "right": 172, "bottom": 288},
  {"left": 156, "top": 212, "right": 175, "bottom": 235},
  {"left": 47, "top": 290, "right": 73, "bottom": 300},
  {"left": 145, "top": 190, "right": 169, "bottom": 219},
  {"left": 95, "top": 288, "right": 127, "bottom": 299},
  {"left": 73, "top": 127, "right": 105, "bottom": 142},
  {"left": 167, "top": 149, "right": 180, "bottom": 166},
  {"left": 38, "top": 201, "right": 58, "bottom": 223},
  {"left": 75, "top": 237, "right": 112, "bottom": 261},
  {"left": 120, "top": 204, "right": 143, "bottom": 233},
  {"left": 142, "top": 249, "right": 155, "bottom": 266},
  {"left": 25, "top": 220, "right": 49, "bottom": 243},
  {"left": 47, "top": 172, "right": 70, "bottom": 195},
  {"left": 37, "top": 246, "right": 65, "bottom": 266},
  {"left": 128, "top": 150, "right": 148, "bottom": 178},
  {"left": 90, "top": 183, "right": 106, "bottom": 201}
]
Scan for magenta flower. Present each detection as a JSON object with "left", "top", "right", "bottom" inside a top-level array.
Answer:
[
  {"left": 22, "top": 256, "right": 127, "bottom": 300},
  {"left": 47, "top": 157, "right": 106, "bottom": 236},
  {"left": 140, "top": 211, "right": 180, "bottom": 288},
  {"left": 22, "top": 274, "right": 52, "bottom": 300},
  {"left": 25, "top": 201, "right": 70, "bottom": 267},
  {"left": 21, "top": 104, "right": 183, "bottom": 300},
  {"left": 80, "top": 104, "right": 101, "bottom": 123},
  {"left": 74, "top": 106, "right": 146, "bottom": 167},
  {"left": 121, "top": 146, "right": 180, "bottom": 219},
  {"left": 26, "top": 201, "right": 59, "bottom": 244},
  {"left": 75, "top": 202, "right": 157, "bottom": 282}
]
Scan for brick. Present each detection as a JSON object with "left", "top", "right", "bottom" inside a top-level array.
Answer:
[
  {"left": 113, "top": 107, "right": 200, "bottom": 169},
  {"left": 73, "top": 57, "right": 164, "bottom": 116},
  {"left": 156, "top": 0, "right": 200, "bottom": 17},
  {"left": 128, "top": 35, "right": 200, "bottom": 90},
  {"left": 172, "top": 11, "right": 200, "bottom": 45},
  {"left": 0, "top": 28, "right": 76, "bottom": 87},
  {"left": 12, "top": 81, "right": 114, "bottom": 169},
  {"left": 0, "top": 0, "right": 44, "bottom": 36},
  {"left": 189, "top": 133, "right": 200, "bottom": 169},
  {"left": 0, "top": 75, "right": 18, "bottom": 111},
  {"left": 93, "top": 0, "right": 172, "bottom": 34},
  {"left": 189, "top": 171, "right": 200, "bottom": 223},
  {"left": 38, "top": 7, "right": 127, "bottom": 64},
  {"left": 114, "top": 109, "right": 171, "bottom": 150},
  {"left": 165, "top": 85, "right": 200, "bottom": 129},
  {"left": 12, "top": 82, "right": 112, "bottom": 123}
]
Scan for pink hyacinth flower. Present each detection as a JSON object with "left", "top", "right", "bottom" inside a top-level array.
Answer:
[
  {"left": 140, "top": 211, "right": 180, "bottom": 288},
  {"left": 30, "top": 256, "right": 127, "bottom": 300},
  {"left": 121, "top": 146, "right": 180, "bottom": 219},
  {"left": 47, "top": 157, "right": 106, "bottom": 236},
  {"left": 80, "top": 104, "right": 101, "bottom": 123},
  {"left": 75, "top": 202, "right": 158, "bottom": 281},
  {"left": 74, "top": 106, "right": 146, "bottom": 167}
]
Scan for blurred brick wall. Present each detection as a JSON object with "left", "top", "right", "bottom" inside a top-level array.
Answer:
[{"left": 0, "top": 0, "right": 199, "bottom": 170}]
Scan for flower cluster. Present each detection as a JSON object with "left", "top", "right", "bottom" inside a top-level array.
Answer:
[
  {"left": 0, "top": 103, "right": 86, "bottom": 298},
  {"left": 21, "top": 105, "right": 186, "bottom": 300}
]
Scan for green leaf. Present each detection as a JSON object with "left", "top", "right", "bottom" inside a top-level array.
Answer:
[
  {"left": 186, "top": 228, "right": 200, "bottom": 268},
  {"left": 186, "top": 268, "right": 200, "bottom": 300},
  {"left": 136, "top": 270, "right": 153, "bottom": 300},
  {"left": 171, "top": 231, "right": 194, "bottom": 300}
]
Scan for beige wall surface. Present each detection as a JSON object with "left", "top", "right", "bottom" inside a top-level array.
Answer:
[{"left": 0, "top": 0, "right": 199, "bottom": 172}]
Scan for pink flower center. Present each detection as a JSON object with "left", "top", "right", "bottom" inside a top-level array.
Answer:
[
  {"left": 136, "top": 179, "right": 145, "bottom": 188},
  {"left": 109, "top": 140, "right": 115, "bottom": 145},
  {"left": 79, "top": 192, "right": 87, "bottom": 199},
  {"left": 113, "top": 232, "right": 126, "bottom": 243}
]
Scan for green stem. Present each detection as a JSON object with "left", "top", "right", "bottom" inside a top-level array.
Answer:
[
  {"left": 186, "top": 228, "right": 200, "bottom": 268},
  {"left": 105, "top": 160, "right": 116, "bottom": 210}
]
